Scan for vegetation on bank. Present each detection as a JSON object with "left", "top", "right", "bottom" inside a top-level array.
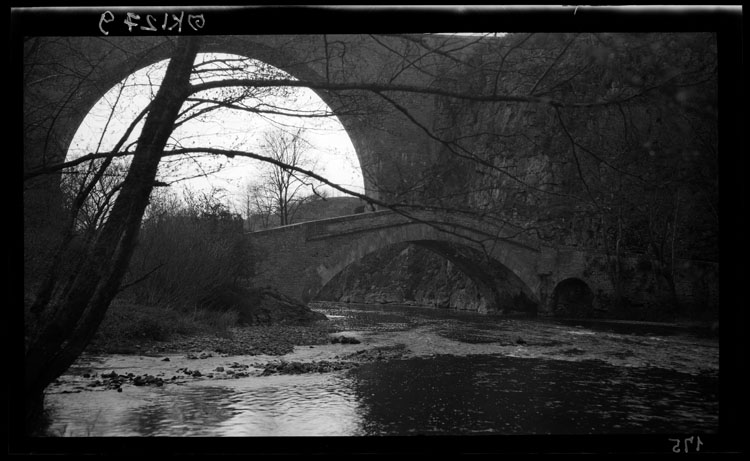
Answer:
[
  {"left": 84, "top": 299, "right": 335, "bottom": 356},
  {"left": 25, "top": 187, "right": 330, "bottom": 358},
  {"left": 85, "top": 300, "right": 236, "bottom": 354}
]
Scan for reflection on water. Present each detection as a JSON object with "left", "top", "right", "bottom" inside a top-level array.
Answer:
[
  {"left": 122, "top": 387, "right": 235, "bottom": 437},
  {"left": 47, "top": 374, "right": 362, "bottom": 437},
  {"left": 45, "top": 303, "right": 719, "bottom": 437},
  {"left": 211, "top": 374, "right": 362, "bottom": 436},
  {"left": 345, "top": 355, "right": 718, "bottom": 435}
]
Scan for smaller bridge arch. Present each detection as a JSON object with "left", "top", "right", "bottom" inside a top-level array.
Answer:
[
  {"left": 247, "top": 210, "right": 545, "bottom": 312},
  {"left": 550, "top": 277, "right": 595, "bottom": 318}
]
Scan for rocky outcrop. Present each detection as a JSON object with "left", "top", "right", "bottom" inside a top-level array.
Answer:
[
  {"left": 317, "top": 243, "right": 489, "bottom": 312},
  {"left": 199, "top": 285, "right": 328, "bottom": 326}
]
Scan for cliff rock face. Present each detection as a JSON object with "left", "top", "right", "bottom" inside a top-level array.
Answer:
[{"left": 316, "top": 243, "right": 490, "bottom": 312}]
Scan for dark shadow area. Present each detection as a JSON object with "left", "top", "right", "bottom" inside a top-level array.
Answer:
[{"left": 552, "top": 278, "right": 594, "bottom": 318}]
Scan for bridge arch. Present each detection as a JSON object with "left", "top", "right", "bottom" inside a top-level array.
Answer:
[
  {"left": 299, "top": 220, "right": 541, "bottom": 312},
  {"left": 550, "top": 277, "right": 594, "bottom": 318},
  {"left": 26, "top": 35, "right": 448, "bottom": 203}
]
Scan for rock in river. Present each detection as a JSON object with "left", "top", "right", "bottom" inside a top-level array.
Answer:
[{"left": 331, "top": 335, "right": 361, "bottom": 344}]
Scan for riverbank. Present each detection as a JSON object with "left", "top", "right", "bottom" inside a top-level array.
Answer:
[
  {"left": 84, "top": 299, "right": 717, "bottom": 357},
  {"left": 86, "top": 317, "right": 338, "bottom": 357},
  {"left": 83, "top": 298, "right": 339, "bottom": 357}
]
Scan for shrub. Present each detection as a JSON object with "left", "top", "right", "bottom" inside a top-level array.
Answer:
[
  {"left": 121, "top": 189, "right": 250, "bottom": 308},
  {"left": 89, "top": 299, "right": 244, "bottom": 351},
  {"left": 190, "top": 308, "right": 239, "bottom": 337},
  {"left": 93, "top": 301, "right": 195, "bottom": 343}
]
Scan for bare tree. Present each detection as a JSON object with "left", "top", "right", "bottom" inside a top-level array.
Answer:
[
  {"left": 59, "top": 159, "right": 129, "bottom": 237},
  {"left": 243, "top": 181, "right": 275, "bottom": 230},
  {"left": 24, "top": 36, "right": 202, "bottom": 431},
  {"left": 254, "top": 127, "right": 320, "bottom": 226}
]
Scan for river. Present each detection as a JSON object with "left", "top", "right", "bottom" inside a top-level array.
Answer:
[{"left": 43, "top": 302, "right": 719, "bottom": 442}]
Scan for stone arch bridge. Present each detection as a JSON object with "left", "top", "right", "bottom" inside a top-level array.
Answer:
[{"left": 247, "top": 209, "right": 614, "bottom": 315}]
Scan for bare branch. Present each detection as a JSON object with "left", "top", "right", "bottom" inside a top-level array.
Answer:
[{"left": 189, "top": 78, "right": 564, "bottom": 106}]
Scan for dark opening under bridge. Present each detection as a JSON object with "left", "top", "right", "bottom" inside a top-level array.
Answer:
[{"left": 247, "top": 209, "right": 616, "bottom": 315}]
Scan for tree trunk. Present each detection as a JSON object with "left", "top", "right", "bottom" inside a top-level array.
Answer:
[
  {"left": 24, "top": 36, "right": 201, "bottom": 433},
  {"left": 600, "top": 214, "right": 625, "bottom": 309}
]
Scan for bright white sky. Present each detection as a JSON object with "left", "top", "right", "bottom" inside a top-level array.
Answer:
[{"left": 67, "top": 53, "right": 365, "bottom": 214}]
